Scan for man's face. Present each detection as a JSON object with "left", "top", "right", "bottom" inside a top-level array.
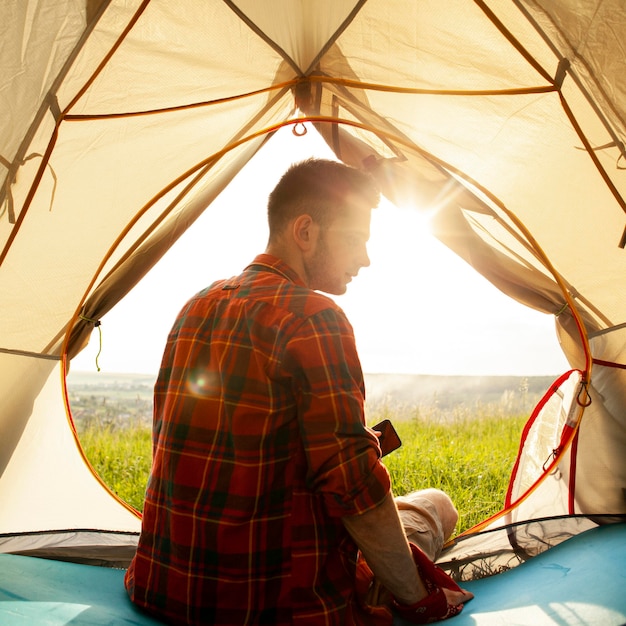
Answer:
[{"left": 304, "top": 202, "right": 372, "bottom": 295}]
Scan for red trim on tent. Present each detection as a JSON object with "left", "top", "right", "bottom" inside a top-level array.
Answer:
[
  {"left": 593, "top": 358, "right": 626, "bottom": 370},
  {"left": 455, "top": 369, "right": 588, "bottom": 538},
  {"left": 504, "top": 370, "right": 578, "bottom": 508},
  {"left": 569, "top": 428, "right": 581, "bottom": 515}
]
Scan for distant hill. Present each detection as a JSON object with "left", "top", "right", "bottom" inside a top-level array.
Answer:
[
  {"left": 67, "top": 370, "right": 558, "bottom": 411},
  {"left": 67, "top": 370, "right": 156, "bottom": 400},
  {"left": 364, "top": 373, "right": 557, "bottom": 409}
]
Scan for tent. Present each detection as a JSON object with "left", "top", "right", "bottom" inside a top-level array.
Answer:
[{"left": 1, "top": 0, "right": 625, "bottom": 598}]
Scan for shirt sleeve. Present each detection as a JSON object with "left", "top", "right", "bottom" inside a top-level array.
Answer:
[{"left": 282, "top": 306, "right": 391, "bottom": 518}]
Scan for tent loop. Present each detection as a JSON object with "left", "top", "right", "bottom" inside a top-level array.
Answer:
[
  {"left": 1, "top": 155, "right": 17, "bottom": 223},
  {"left": 79, "top": 314, "right": 103, "bottom": 372},
  {"left": 542, "top": 448, "right": 561, "bottom": 473},
  {"left": 292, "top": 122, "right": 308, "bottom": 137},
  {"left": 0, "top": 153, "right": 58, "bottom": 223},
  {"left": 576, "top": 380, "right": 592, "bottom": 408},
  {"left": 573, "top": 139, "right": 626, "bottom": 172},
  {"left": 555, "top": 302, "right": 569, "bottom": 316},
  {"left": 611, "top": 141, "right": 625, "bottom": 173},
  {"left": 576, "top": 139, "right": 626, "bottom": 170}
]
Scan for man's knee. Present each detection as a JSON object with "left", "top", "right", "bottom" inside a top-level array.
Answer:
[
  {"left": 414, "top": 488, "right": 458, "bottom": 540},
  {"left": 395, "top": 489, "right": 458, "bottom": 560}
]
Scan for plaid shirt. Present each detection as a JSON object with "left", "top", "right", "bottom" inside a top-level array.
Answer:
[{"left": 125, "top": 254, "right": 391, "bottom": 625}]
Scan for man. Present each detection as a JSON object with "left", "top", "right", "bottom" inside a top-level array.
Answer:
[{"left": 125, "top": 158, "right": 472, "bottom": 625}]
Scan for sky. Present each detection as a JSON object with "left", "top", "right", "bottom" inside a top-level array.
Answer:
[{"left": 71, "top": 125, "right": 570, "bottom": 378}]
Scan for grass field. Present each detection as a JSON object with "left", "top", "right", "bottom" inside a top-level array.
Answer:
[
  {"left": 373, "top": 404, "right": 527, "bottom": 532},
  {"left": 77, "top": 400, "right": 527, "bottom": 535}
]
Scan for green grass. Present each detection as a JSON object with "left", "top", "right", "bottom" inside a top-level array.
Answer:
[
  {"left": 77, "top": 402, "right": 527, "bottom": 534},
  {"left": 78, "top": 425, "right": 152, "bottom": 511},
  {"left": 369, "top": 403, "right": 526, "bottom": 533}
]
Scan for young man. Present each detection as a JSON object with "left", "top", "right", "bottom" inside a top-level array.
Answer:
[{"left": 125, "top": 158, "right": 472, "bottom": 625}]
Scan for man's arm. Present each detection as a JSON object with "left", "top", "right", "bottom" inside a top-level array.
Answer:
[{"left": 342, "top": 491, "right": 427, "bottom": 605}]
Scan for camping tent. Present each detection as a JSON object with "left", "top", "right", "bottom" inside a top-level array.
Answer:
[{"left": 1, "top": 0, "right": 625, "bottom": 577}]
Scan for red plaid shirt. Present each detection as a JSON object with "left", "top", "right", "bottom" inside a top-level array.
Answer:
[{"left": 125, "top": 254, "right": 391, "bottom": 625}]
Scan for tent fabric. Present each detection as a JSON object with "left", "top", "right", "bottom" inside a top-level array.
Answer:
[
  {"left": 0, "top": 529, "right": 139, "bottom": 569},
  {"left": 1, "top": 0, "right": 625, "bottom": 565}
]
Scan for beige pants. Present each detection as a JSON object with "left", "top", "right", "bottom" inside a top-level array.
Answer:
[
  {"left": 395, "top": 488, "right": 458, "bottom": 561},
  {"left": 358, "top": 489, "right": 459, "bottom": 610}
]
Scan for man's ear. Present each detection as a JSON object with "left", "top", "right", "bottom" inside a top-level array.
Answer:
[{"left": 292, "top": 214, "right": 318, "bottom": 251}]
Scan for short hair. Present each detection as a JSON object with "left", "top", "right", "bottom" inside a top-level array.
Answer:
[{"left": 267, "top": 158, "right": 380, "bottom": 238}]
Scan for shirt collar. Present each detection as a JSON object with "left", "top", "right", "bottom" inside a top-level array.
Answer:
[{"left": 245, "top": 253, "right": 307, "bottom": 287}]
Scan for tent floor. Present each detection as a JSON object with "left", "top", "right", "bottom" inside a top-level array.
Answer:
[
  {"left": 0, "top": 523, "right": 624, "bottom": 625},
  {"left": 456, "top": 522, "right": 626, "bottom": 625}
]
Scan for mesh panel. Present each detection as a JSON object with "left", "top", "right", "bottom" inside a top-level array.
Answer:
[{"left": 438, "top": 515, "right": 626, "bottom": 582}]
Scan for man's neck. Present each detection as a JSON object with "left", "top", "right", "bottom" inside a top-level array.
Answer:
[{"left": 264, "top": 242, "right": 308, "bottom": 288}]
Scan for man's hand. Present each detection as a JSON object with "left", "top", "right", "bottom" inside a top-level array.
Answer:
[
  {"left": 444, "top": 587, "right": 474, "bottom": 607},
  {"left": 392, "top": 586, "right": 473, "bottom": 623},
  {"left": 391, "top": 542, "right": 473, "bottom": 624}
]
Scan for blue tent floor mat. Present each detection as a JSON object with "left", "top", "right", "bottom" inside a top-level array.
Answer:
[
  {"left": 0, "top": 550, "right": 160, "bottom": 625},
  {"left": 456, "top": 522, "right": 626, "bottom": 625},
  {"left": 1, "top": 523, "right": 625, "bottom": 625}
]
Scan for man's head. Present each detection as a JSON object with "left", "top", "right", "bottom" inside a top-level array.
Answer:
[{"left": 265, "top": 158, "right": 380, "bottom": 295}]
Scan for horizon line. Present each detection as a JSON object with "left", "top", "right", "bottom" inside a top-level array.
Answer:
[{"left": 67, "top": 369, "right": 563, "bottom": 379}]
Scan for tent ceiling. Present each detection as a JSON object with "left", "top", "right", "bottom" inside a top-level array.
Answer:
[{"left": 2, "top": 2, "right": 624, "bottom": 365}]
